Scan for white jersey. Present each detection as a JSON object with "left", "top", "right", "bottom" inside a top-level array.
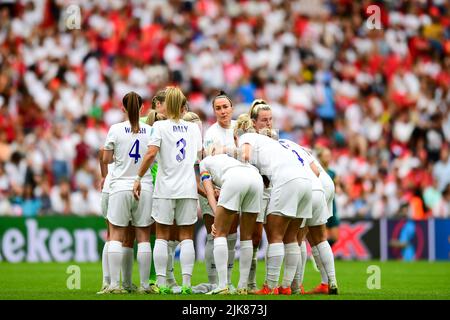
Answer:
[
  {"left": 101, "top": 163, "right": 115, "bottom": 194},
  {"left": 279, "top": 139, "right": 324, "bottom": 191},
  {"left": 238, "top": 133, "right": 309, "bottom": 187},
  {"left": 149, "top": 119, "right": 202, "bottom": 199},
  {"left": 104, "top": 121, "right": 153, "bottom": 194},
  {"left": 199, "top": 154, "right": 259, "bottom": 188},
  {"left": 203, "top": 120, "right": 236, "bottom": 153}
]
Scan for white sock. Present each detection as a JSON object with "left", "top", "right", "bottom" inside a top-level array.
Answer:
[
  {"left": 108, "top": 241, "right": 122, "bottom": 288},
  {"left": 266, "top": 243, "right": 284, "bottom": 289},
  {"left": 205, "top": 233, "right": 217, "bottom": 284},
  {"left": 102, "top": 241, "right": 110, "bottom": 285},
  {"left": 281, "top": 242, "right": 300, "bottom": 288},
  {"left": 137, "top": 242, "right": 151, "bottom": 288},
  {"left": 122, "top": 247, "right": 134, "bottom": 288},
  {"left": 317, "top": 241, "right": 337, "bottom": 285},
  {"left": 227, "top": 233, "right": 237, "bottom": 285},
  {"left": 213, "top": 237, "right": 228, "bottom": 288},
  {"left": 292, "top": 241, "right": 307, "bottom": 290},
  {"left": 248, "top": 247, "right": 258, "bottom": 288},
  {"left": 312, "top": 245, "right": 328, "bottom": 284},
  {"left": 154, "top": 239, "right": 168, "bottom": 287},
  {"left": 238, "top": 240, "right": 253, "bottom": 289},
  {"left": 180, "top": 239, "right": 195, "bottom": 287},
  {"left": 167, "top": 240, "right": 179, "bottom": 285}
]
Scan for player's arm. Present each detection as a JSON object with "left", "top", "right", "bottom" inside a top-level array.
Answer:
[
  {"left": 98, "top": 148, "right": 108, "bottom": 190},
  {"left": 102, "top": 149, "right": 114, "bottom": 164},
  {"left": 310, "top": 162, "right": 320, "bottom": 177},
  {"left": 202, "top": 177, "right": 217, "bottom": 214},
  {"left": 133, "top": 145, "right": 159, "bottom": 200},
  {"left": 195, "top": 163, "right": 207, "bottom": 198}
]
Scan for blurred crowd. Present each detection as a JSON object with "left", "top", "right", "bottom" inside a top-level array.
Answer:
[{"left": 0, "top": 0, "right": 449, "bottom": 219}]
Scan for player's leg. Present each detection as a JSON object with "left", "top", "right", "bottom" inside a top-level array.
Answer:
[
  {"left": 178, "top": 223, "right": 195, "bottom": 294},
  {"left": 206, "top": 206, "right": 235, "bottom": 294},
  {"left": 167, "top": 224, "right": 180, "bottom": 289},
  {"left": 306, "top": 231, "right": 329, "bottom": 294},
  {"left": 98, "top": 193, "right": 111, "bottom": 293},
  {"left": 175, "top": 198, "right": 198, "bottom": 294},
  {"left": 309, "top": 224, "right": 338, "bottom": 294},
  {"left": 151, "top": 198, "right": 174, "bottom": 293},
  {"left": 122, "top": 224, "right": 135, "bottom": 292},
  {"left": 133, "top": 190, "right": 154, "bottom": 293},
  {"left": 226, "top": 215, "right": 239, "bottom": 289},
  {"left": 256, "top": 214, "right": 290, "bottom": 294},
  {"left": 104, "top": 191, "right": 132, "bottom": 293},
  {"left": 202, "top": 197, "right": 217, "bottom": 285},
  {"left": 237, "top": 212, "right": 257, "bottom": 294},
  {"left": 135, "top": 226, "right": 152, "bottom": 293},
  {"left": 248, "top": 222, "right": 263, "bottom": 292},
  {"left": 292, "top": 226, "right": 308, "bottom": 294},
  {"left": 154, "top": 222, "right": 171, "bottom": 292},
  {"left": 279, "top": 218, "right": 302, "bottom": 295}
]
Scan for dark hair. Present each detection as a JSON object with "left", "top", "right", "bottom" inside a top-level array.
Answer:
[
  {"left": 122, "top": 91, "right": 142, "bottom": 134},
  {"left": 212, "top": 90, "right": 233, "bottom": 108},
  {"left": 151, "top": 89, "right": 166, "bottom": 110}
]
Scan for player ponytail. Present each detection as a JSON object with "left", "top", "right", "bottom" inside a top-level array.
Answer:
[
  {"left": 249, "top": 98, "right": 271, "bottom": 121},
  {"left": 234, "top": 113, "right": 256, "bottom": 137},
  {"left": 123, "top": 91, "right": 142, "bottom": 134},
  {"left": 146, "top": 109, "right": 167, "bottom": 126},
  {"left": 166, "top": 87, "right": 187, "bottom": 122}
]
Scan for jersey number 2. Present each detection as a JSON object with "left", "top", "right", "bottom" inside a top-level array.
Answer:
[
  {"left": 176, "top": 138, "right": 186, "bottom": 162},
  {"left": 129, "top": 139, "right": 141, "bottom": 164}
]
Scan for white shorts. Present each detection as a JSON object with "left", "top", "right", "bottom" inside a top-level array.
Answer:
[
  {"left": 200, "top": 195, "right": 214, "bottom": 217},
  {"left": 101, "top": 192, "right": 109, "bottom": 219},
  {"left": 257, "top": 198, "right": 269, "bottom": 223},
  {"left": 107, "top": 190, "right": 153, "bottom": 227},
  {"left": 151, "top": 198, "right": 198, "bottom": 226},
  {"left": 306, "top": 189, "right": 331, "bottom": 226},
  {"left": 217, "top": 167, "right": 263, "bottom": 214},
  {"left": 319, "top": 171, "right": 335, "bottom": 218},
  {"left": 267, "top": 177, "right": 312, "bottom": 219}
]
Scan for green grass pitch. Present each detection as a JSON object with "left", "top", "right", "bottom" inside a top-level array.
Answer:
[{"left": 1, "top": 260, "right": 449, "bottom": 300}]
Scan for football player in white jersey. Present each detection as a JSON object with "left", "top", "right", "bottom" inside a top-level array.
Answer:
[
  {"left": 246, "top": 99, "right": 274, "bottom": 293},
  {"left": 276, "top": 139, "right": 338, "bottom": 295},
  {"left": 102, "top": 92, "right": 154, "bottom": 294},
  {"left": 230, "top": 114, "right": 312, "bottom": 295},
  {"left": 97, "top": 149, "right": 113, "bottom": 293},
  {"left": 133, "top": 87, "right": 202, "bottom": 295},
  {"left": 199, "top": 91, "right": 239, "bottom": 291},
  {"left": 200, "top": 154, "right": 263, "bottom": 295}
]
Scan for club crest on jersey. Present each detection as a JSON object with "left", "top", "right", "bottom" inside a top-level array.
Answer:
[
  {"left": 173, "top": 125, "right": 188, "bottom": 133},
  {"left": 125, "top": 127, "right": 147, "bottom": 134}
]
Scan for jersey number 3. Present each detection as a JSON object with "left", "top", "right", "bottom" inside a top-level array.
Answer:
[
  {"left": 129, "top": 139, "right": 141, "bottom": 164},
  {"left": 176, "top": 138, "right": 186, "bottom": 162}
]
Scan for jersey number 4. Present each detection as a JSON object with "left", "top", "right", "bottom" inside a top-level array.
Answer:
[
  {"left": 176, "top": 138, "right": 186, "bottom": 162},
  {"left": 129, "top": 139, "right": 141, "bottom": 164},
  {"left": 279, "top": 140, "right": 304, "bottom": 166}
]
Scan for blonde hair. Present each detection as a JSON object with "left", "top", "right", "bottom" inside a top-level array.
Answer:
[
  {"left": 151, "top": 89, "right": 166, "bottom": 110},
  {"left": 165, "top": 87, "right": 187, "bottom": 121},
  {"left": 259, "top": 128, "right": 278, "bottom": 140},
  {"left": 234, "top": 113, "right": 256, "bottom": 137},
  {"left": 249, "top": 99, "right": 271, "bottom": 120},
  {"left": 145, "top": 109, "right": 167, "bottom": 126},
  {"left": 182, "top": 111, "right": 200, "bottom": 123}
]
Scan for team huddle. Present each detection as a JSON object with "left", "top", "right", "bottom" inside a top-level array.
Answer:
[{"left": 97, "top": 87, "right": 338, "bottom": 295}]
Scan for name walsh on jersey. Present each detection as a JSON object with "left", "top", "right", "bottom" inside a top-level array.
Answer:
[{"left": 124, "top": 127, "right": 147, "bottom": 134}]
